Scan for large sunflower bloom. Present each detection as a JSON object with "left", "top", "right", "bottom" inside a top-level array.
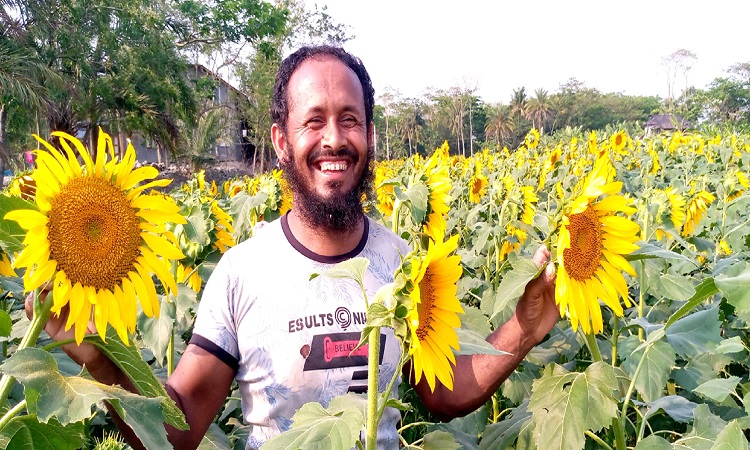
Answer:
[
  {"left": 5, "top": 131, "right": 186, "bottom": 344},
  {"left": 422, "top": 151, "right": 452, "bottom": 242},
  {"left": 468, "top": 170, "right": 488, "bottom": 204},
  {"left": 682, "top": 190, "right": 715, "bottom": 237},
  {"left": 520, "top": 186, "right": 538, "bottom": 225},
  {"left": 374, "top": 164, "right": 395, "bottom": 217},
  {"left": 555, "top": 154, "right": 640, "bottom": 334},
  {"left": 406, "top": 234, "right": 464, "bottom": 392}
]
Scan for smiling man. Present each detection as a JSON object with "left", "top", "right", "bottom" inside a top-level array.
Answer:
[{"left": 33, "top": 45, "right": 558, "bottom": 450}]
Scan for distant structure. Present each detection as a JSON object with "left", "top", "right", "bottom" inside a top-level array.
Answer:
[
  {"left": 130, "top": 63, "right": 251, "bottom": 164},
  {"left": 644, "top": 114, "right": 690, "bottom": 135}
]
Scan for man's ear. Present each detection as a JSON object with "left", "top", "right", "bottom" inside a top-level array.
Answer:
[{"left": 271, "top": 123, "right": 288, "bottom": 163}]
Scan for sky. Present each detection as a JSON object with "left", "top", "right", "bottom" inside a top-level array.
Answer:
[{"left": 302, "top": 0, "right": 750, "bottom": 104}]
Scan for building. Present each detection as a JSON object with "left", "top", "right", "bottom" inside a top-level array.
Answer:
[{"left": 644, "top": 114, "right": 690, "bottom": 135}]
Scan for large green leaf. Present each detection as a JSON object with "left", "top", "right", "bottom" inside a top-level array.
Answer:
[
  {"left": 0, "top": 415, "right": 86, "bottom": 450},
  {"left": 503, "top": 369, "right": 536, "bottom": 406},
  {"left": 488, "top": 257, "right": 539, "bottom": 322},
  {"left": 422, "top": 430, "right": 461, "bottom": 450},
  {"left": 675, "top": 404, "right": 728, "bottom": 450},
  {"left": 198, "top": 423, "right": 231, "bottom": 450},
  {"left": 260, "top": 393, "right": 366, "bottom": 450},
  {"left": 665, "top": 305, "right": 723, "bottom": 358},
  {"left": 528, "top": 362, "right": 619, "bottom": 450},
  {"left": 0, "top": 348, "right": 171, "bottom": 449},
  {"left": 459, "top": 304, "right": 492, "bottom": 336},
  {"left": 693, "top": 376, "right": 741, "bottom": 403},
  {"left": 454, "top": 328, "right": 509, "bottom": 356},
  {"left": 479, "top": 400, "right": 532, "bottom": 450},
  {"left": 627, "top": 242, "right": 698, "bottom": 266},
  {"left": 715, "top": 268, "right": 750, "bottom": 317},
  {"left": 311, "top": 258, "right": 369, "bottom": 285},
  {"left": 665, "top": 278, "right": 719, "bottom": 329},
  {"left": 633, "top": 435, "right": 672, "bottom": 450},
  {"left": 403, "top": 182, "right": 429, "bottom": 225},
  {"left": 651, "top": 273, "right": 696, "bottom": 301},
  {"left": 710, "top": 420, "right": 749, "bottom": 450},
  {"left": 86, "top": 330, "right": 188, "bottom": 431},
  {"left": 137, "top": 298, "right": 176, "bottom": 366},
  {"left": 183, "top": 205, "right": 212, "bottom": 246},
  {"left": 428, "top": 406, "right": 486, "bottom": 449},
  {"left": 622, "top": 340, "right": 676, "bottom": 403},
  {"left": 644, "top": 395, "right": 698, "bottom": 423},
  {"left": 0, "top": 194, "right": 36, "bottom": 254},
  {"left": 229, "top": 191, "right": 268, "bottom": 240},
  {"left": 0, "top": 310, "right": 11, "bottom": 337}
]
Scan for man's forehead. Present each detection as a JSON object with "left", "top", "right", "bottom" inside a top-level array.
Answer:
[{"left": 286, "top": 56, "right": 364, "bottom": 110}]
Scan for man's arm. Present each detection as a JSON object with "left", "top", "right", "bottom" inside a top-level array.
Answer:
[
  {"left": 411, "top": 246, "right": 558, "bottom": 421},
  {"left": 26, "top": 296, "right": 235, "bottom": 450}
]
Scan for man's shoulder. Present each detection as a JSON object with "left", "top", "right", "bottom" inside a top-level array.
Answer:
[
  {"left": 365, "top": 216, "right": 410, "bottom": 255},
  {"left": 221, "top": 218, "right": 286, "bottom": 264}
]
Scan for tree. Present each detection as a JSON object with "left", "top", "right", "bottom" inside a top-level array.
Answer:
[
  {"left": 662, "top": 49, "right": 697, "bottom": 112},
  {"left": 484, "top": 104, "right": 514, "bottom": 148},
  {"left": 526, "top": 88, "right": 551, "bottom": 132}
]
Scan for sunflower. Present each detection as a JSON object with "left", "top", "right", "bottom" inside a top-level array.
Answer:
[
  {"left": 5, "top": 131, "right": 186, "bottom": 344},
  {"left": 422, "top": 150, "right": 452, "bottom": 242},
  {"left": 468, "top": 169, "right": 488, "bottom": 204},
  {"left": 374, "top": 163, "right": 395, "bottom": 217},
  {"left": 525, "top": 128, "right": 540, "bottom": 149},
  {"left": 8, "top": 174, "right": 36, "bottom": 200},
  {"left": 654, "top": 187, "right": 686, "bottom": 240},
  {"left": 211, "top": 201, "right": 235, "bottom": 253},
  {"left": 610, "top": 130, "right": 627, "bottom": 153},
  {"left": 498, "top": 225, "right": 527, "bottom": 261},
  {"left": 176, "top": 262, "right": 202, "bottom": 293},
  {"left": 0, "top": 253, "right": 16, "bottom": 277},
  {"left": 520, "top": 186, "right": 538, "bottom": 225},
  {"left": 555, "top": 154, "right": 640, "bottom": 334},
  {"left": 682, "top": 190, "right": 715, "bottom": 237},
  {"left": 405, "top": 234, "right": 464, "bottom": 392}
]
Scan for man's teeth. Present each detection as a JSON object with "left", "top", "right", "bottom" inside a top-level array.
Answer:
[{"left": 320, "top": 161, "right": 348, "bottom": 171}]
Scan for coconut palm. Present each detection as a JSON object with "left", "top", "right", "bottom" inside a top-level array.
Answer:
[
  {"left": 484, "top": 104, "right": 515, "bottom": 148},
  {"left": 526, "top": 88, "right": 552, "bottom": 133}
]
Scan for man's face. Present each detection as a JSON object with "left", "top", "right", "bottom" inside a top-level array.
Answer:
[{"left": 274, "top": 56, "right": 371, "bottom": 232}]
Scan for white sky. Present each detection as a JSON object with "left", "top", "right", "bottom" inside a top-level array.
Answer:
[{"left": 303, "top": 0, "right": 750, "bottom": 104}]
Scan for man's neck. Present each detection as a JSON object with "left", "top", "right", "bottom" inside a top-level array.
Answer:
[{"left": 286, "top": 209, "right": 365, "bottom": 257}]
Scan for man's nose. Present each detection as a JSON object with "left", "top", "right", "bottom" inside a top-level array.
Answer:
[{"left": 321, "top": 120, "right": 345, "bottom": 150}]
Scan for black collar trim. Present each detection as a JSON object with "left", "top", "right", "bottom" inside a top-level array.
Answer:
[{"left": 281, "top": 213, "right": 369, "bottom": 264}]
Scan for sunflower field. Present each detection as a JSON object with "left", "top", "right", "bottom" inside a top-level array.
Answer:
[{"left": 0, "top": 128, "right": 748, "bottom": 449}]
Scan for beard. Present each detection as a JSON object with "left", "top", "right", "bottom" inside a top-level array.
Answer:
[{"left": 280, "top": 142, "right": 373, "bottom": 234}]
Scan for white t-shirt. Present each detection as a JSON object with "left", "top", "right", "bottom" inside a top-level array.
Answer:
[{"left": 192, "top": 214, "right": 410, "bottom": 449}]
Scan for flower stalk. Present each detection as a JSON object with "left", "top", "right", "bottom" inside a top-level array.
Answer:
[{"left": 365, "top": 326, "right": 381, "bottom": 450}]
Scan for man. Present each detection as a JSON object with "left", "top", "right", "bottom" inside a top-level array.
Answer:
[{"left": 33, "top": 46, "right": 557, "bottom": 449}]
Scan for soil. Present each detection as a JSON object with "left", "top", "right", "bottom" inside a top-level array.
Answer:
[{"left": 148, "top": 160, "right": 256, "bottom": 190}]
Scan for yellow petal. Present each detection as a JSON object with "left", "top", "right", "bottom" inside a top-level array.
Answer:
[
  {"left": 52, "top": 131, "right": 94, "bottom": 173},
  {"left": 136, "top": 208, "right": 187, "bottom": 225},
  {"left": 94, "top": 290, "right": 108, "bottom": 341},
  {"left": 139, "top": 250, "right": 177, "bottom": 296},
  {"left": 120, "top": 166, "right": 158, "bottom": 191},
  {"left": 74, "top": 300, "right": 92, "bottom": 345},
  {"left": 66, "top": 283, "right": 85, "bottom": 331},
  {"left": 126, "top": 179, "right": 173, "bottom": 200},
  {"left": 51, "top": 272, "right": 71, "bottom": 315},
  {"left": 25, "top": 259, "right": 56, "bottom": 292},
  {"left": 141, "top": 232, "right": 185, "bottom": 260}
]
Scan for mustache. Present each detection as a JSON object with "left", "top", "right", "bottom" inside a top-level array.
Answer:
[{"left": 307, "top": 147, "right": 359, "bottom": 163}]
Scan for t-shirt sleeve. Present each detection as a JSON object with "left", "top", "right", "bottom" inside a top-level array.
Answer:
[{"left": 190, "top": 252, "right": 240, "bottom": 372}]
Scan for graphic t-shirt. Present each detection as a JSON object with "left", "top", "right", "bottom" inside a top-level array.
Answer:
[{"left": 192, "top": 214, "right": 410, "bottom": 449}]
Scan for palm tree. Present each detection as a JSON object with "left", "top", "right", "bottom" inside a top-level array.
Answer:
[
  {"left": 526, "top": 88, "right": 552, "bottom": 133},
  {"left": 510, "top": 87, "right": 528, "bottom": 119},
  {"left": 484, "top": 105, "right": 515, "bottom": 148}
]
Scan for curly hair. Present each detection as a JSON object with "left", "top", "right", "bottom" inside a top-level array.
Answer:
[{"left": 271, "top": 45, "right": 375, "bottom": 135}]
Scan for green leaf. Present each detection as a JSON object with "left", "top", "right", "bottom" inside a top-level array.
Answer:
[
  {"left": 627, "top": 242, "right": 698, "bottom": 266},
  {"left": 137, "top": 298, "right": 176, "bottom": 366},
  {"left": 528, "top": 362, "right": 619, "bottom": 450},
  {"left": 198, "top": 423, "right": 231, "bottom": 450},
  {"left": 634, "top": 435, "right": 673, "bottom": 450},
  {"left": 502, "top": 369, "right": 535, "bottom": 406},
  {"left": 673, "top": 354, "right": 726, "bottom": 392},
  {"left": 0, "top": 194, "right": 36, "bottom": 253},
  {"left": 422, "top": 430, "right": 461, "bottom": 450},
  {"left": 715, "top": 268, "right": 750, "bottom": 317},
  {"left": 229, "top": 191, "right": 268, "bottom": 240},
  {"left": 710, "top": 420, "right": 748, "bottom": 450},
  {"left": 693, "top": 376, "right": 741, "bottom": 403},
  {"left": 651, "top": 273, "right": 696, "bottom": 301},
  {"left": 313, "top": 258, "right": 369, "bottom": 285},
  {"left": 0, "top": 348, "right": 171, "bottom": 449},
  {"left": 403, "top": 182, "right": 429, "bottom": 225},
  {"left": 479, "top": 400, "right": 532, "bottom": 450},
  {"left": 428, "top": 405, "right": 486, "bottom": 449},
  {"left": 643, "top": 395, "right": 698, "bottom": 423},
  {"left": 173, "top": 283, "right": 198, "bottom": 326},
  {"left": 715, "top": 336, "right": 746, "bottom": 355},
  {"left": 622, "top": 340, "right": 676, "bottom": 402},
  {"left": 675, "top": 404, "right": 727, "bottom": 450},
  {"left": 184, "top": 205, "right": 212, "bottom": 246},
  {"left": 86, "top": 330, "right": 188, "bottom": 431},
  {"left": 489, "top": 257, "right": 539, "bottom": 322},
  {"left": 0, "top": 310, "right": 12, "bottom": 337},
  {"left": 666, "top": 305, "right": 723, "bottom": 358},
  {"left": 459, "top": 304, "right": 492, "bottom": 336},
  {"left": 665, "top": 278, "right": 719, "bottom": 329},
  {"left": 0, "top": 415, "right": 86, "bottom": 450},
  {"left": 455, "top": 328, "right": 509, "bottom": 356},
  {"left": 260, "top": 394, "right": 366, "bottom": 450}
]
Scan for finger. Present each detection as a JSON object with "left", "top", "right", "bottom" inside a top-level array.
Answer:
[
  {"left": 543, "top": 261, "right": 556, "bottom": 283},
  {"left": 532, "top": 245, "right": 551, "bottom": 267}
]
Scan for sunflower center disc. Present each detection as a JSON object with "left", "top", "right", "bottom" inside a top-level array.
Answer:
[
  {"left": 48, "top": 176, "right": 142, "bottom": 290},
  {"left": 563, "top": 207, "right": 602, "bottom": 281},
  {"left": 416, "top": 272, "right": 436, "bottom": 340}
]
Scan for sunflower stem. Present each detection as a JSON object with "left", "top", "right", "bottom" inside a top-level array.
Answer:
[
  {"left": 0, "top": 399, "right": 26, "bottom": 433},
  {"left": 390, "top": 199, "right": 402, "bottom": 234},
  {"left": 167, "top": 328, "right": 175, "bottom": 377},
  {"left": 365, "top": 326, "right": 381, "bottom": 450},
  {"left": 0, "top": 289, "right": 53, "bottom": 407},
  {"left": 583, "top": 332, "right": 602, "bottom": 362}
]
